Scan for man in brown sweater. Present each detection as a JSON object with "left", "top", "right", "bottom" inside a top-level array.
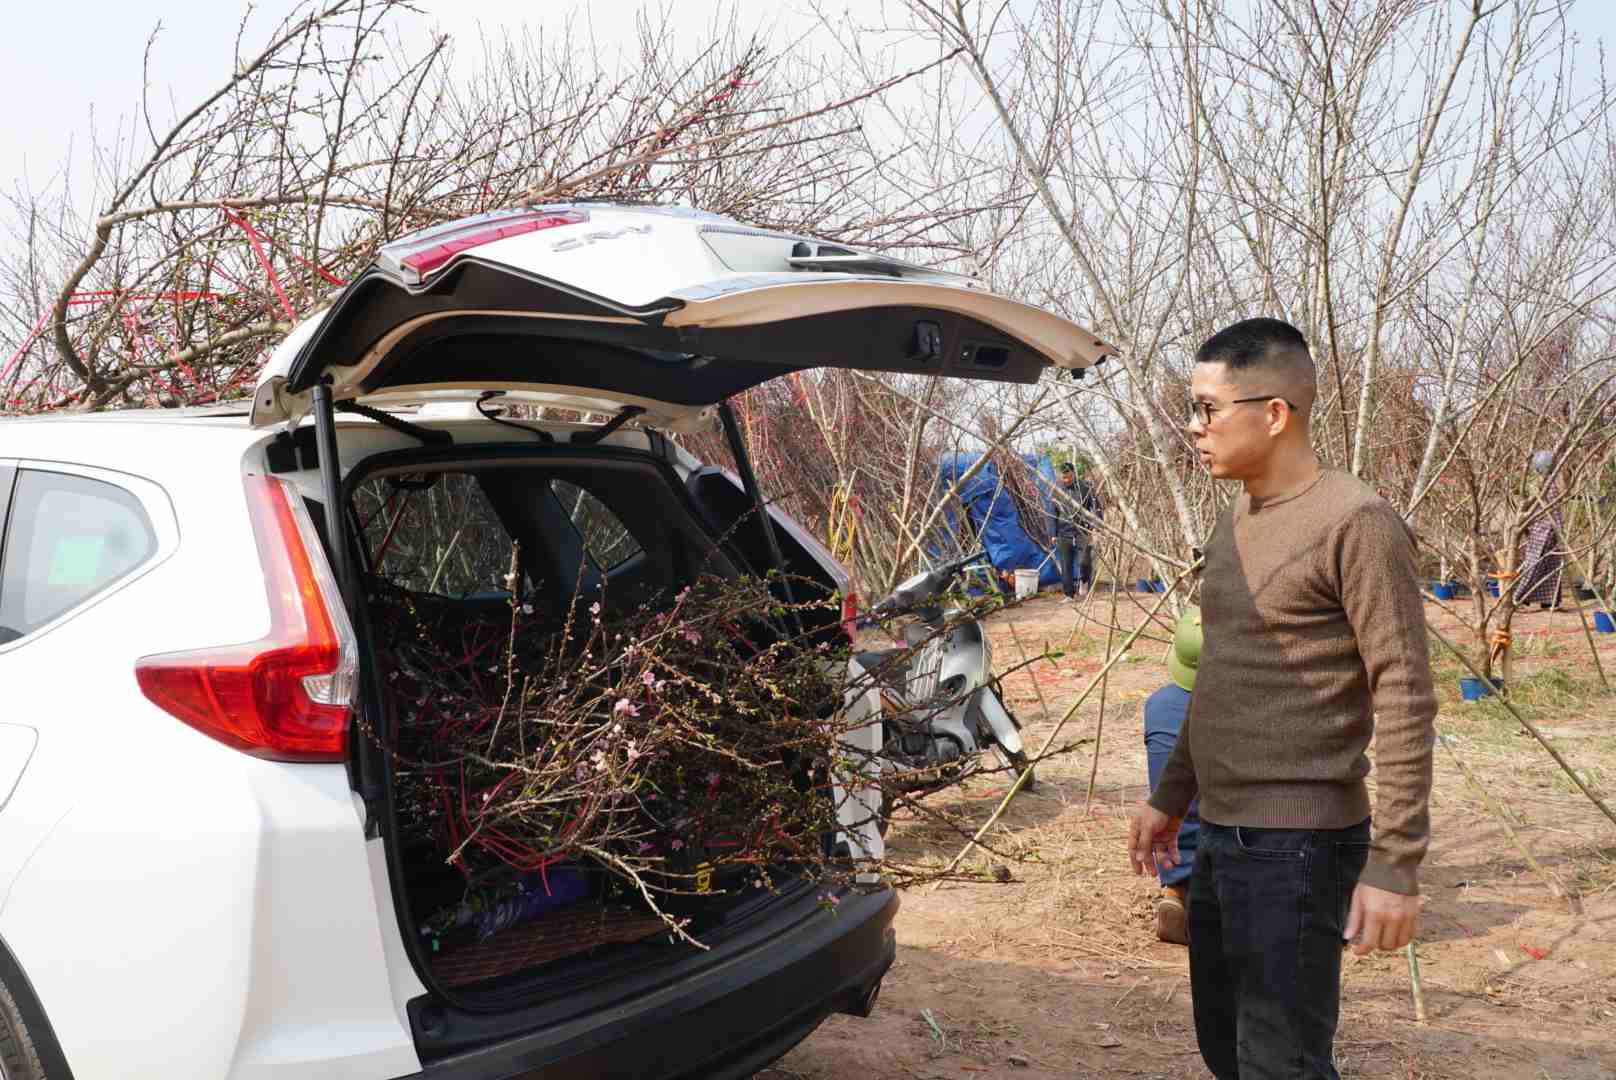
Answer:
[{"left": 1127, "top": 318, "right": 1436, "bottom": 1079}]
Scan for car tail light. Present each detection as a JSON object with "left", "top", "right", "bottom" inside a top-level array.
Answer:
[
  {"left": 377, "top": 207, "right": 589, "bottom": 285},
  {"left": 135, "top": 475, "right": 358, "bottom": 762},
  {"left": 841, "top": 591, "right": 861, "bottom": 645}
]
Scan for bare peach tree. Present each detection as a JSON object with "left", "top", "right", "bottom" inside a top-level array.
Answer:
[
  {"left": 854, "top": 0, "right": 1616, "bottom": 597},
  {"left": 1415, "top": 329, "right": 1616, "bottom": 684},
  {"left": 0, "top": 0, "right": 964, "bottom": 414}
]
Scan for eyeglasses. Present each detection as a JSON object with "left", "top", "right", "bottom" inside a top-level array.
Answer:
[{"left": 1189, "top": 395, "right": 1299, "bottom": 426}]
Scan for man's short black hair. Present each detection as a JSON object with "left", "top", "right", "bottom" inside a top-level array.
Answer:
[
  {"left": 1058, "top": 461, "right": 1075, "bottom": 474},
  {"left": 1195, "top": 318, "right": 1309, "bottom": 370}
]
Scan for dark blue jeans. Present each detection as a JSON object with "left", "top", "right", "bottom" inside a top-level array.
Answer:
[
  {"left": 1143, "top": 684, "right": 1199, "bottom": 887},
  {"left": 1188, "top": 819, "right": 1371, "bottom": 1080},
  {"left": 1055, "top": 537, "right": 1091, "bottom": 596}
]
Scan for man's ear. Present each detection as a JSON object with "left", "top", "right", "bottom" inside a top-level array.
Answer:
[{"left": 1266, "top": 400, "right": 1292, "bottom": 438}]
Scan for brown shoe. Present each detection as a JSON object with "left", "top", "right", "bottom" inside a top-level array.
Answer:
[{"left": 1156, "top": 886, "right": 1190, "bottom": 945}]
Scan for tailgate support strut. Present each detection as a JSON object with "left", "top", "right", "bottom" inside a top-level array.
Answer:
[
  {"left": 312, "top": 379, "right": 354, "bottom": 601},
  {"left": 718, "top": 400, "right": 802, "bottom": 635},
  {"left": 312, "top": 379, "right": 379, "bottom": 816}
]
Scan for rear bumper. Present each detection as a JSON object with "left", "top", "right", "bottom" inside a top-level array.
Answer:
[{"left": 400, "top": 886, "right": 898, "bottom": 1080}]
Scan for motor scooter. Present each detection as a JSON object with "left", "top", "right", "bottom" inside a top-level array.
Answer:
[{"left": 858, "top": 551, "right": 1034, "bottom": 829}]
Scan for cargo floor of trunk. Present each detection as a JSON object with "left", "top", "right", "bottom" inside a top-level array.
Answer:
[{"left": 430, "top": 903, "right": 671, "bottom": 989}]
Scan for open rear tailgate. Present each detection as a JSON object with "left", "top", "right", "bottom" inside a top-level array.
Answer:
[{"left": 251, "top": 204, "right": 1113, "bottom": 428}]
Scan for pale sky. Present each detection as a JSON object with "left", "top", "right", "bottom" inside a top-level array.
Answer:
[
  {"left": 5, "top": 1, "right": 1616, "bottom": 215},
  {"left": 0, "top": 0, "right": 869, "bottom": 207}
]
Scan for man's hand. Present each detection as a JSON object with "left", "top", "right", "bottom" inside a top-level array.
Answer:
[
  {"left": 1127, "top": 801, "right": 1184, "bottom": 877},
  {"left": 1343, "top": 882, "right": 1420, "bottom": 955}
]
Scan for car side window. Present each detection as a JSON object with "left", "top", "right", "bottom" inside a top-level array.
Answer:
[
  {"left": 353, "top": 471, "right": 512, "bottom": 599},
  {"left": 550, "top": 479, "right": 644, "bottom": 570},
  {"left": 0, "top": 469, "right": 158, "bottom": 644}
]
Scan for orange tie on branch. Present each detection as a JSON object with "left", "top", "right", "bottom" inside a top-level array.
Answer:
[{"left": 1489, "top": 629, "right": 1512, "bottom": 667}]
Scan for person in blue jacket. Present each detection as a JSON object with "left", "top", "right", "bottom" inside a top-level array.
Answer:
[{"left": 1146, "top": 604, "right": 1202, "bottom": 944}]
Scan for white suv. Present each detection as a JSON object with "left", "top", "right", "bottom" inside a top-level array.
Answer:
[{"left": 0, "top": 204, "right": 1109, "bottom": 1079}]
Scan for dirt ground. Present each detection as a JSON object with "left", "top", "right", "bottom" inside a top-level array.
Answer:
[{"left": 762, "top": 588, "right": 1616, "bottom": 1079}]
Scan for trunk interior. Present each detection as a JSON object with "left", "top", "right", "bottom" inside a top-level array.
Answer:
[{"left": 336, "top": 440, "right": 845, "bottom": 1010}]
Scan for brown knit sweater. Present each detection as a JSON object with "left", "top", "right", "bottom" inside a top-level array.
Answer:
[{"left": 1148, "top": 469, "right": 1436, "bottom": 895}]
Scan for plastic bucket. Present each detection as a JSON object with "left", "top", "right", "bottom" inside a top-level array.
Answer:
[
  {"left": 1595, "top": 611, "right": 1615, "bottom": 634},
  {"left": 1459, "top": 676, "right": 1503, "bottom": 701},
  {"left": 1487, "top": 578, "right": 1501, "bottom": 598},
  {"left": 1150, "top": 579, "right": 1166, "bottom": 593},
  {"left": 1014, "top": 568, "right": 1039, "bottom": 600},
  {"left": 1136, "top": 578, "right": 1152, "bottom": 593},
  {"left": 1432, "top": 583, "right": 1455, "bottom": 601}
]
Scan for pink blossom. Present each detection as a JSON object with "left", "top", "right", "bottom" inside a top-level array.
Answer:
[
  {"left": 589, "top": 601, "right": 602, "bottom": 616},
  {"left": 641, "top": 670, "right": 657, "bottom": 688},
  {"left": 670, "top": 838, "right": 684, "bottom": 850},
  {"left": 614, "top": 699, "right": 639, "bottom": 717},
  {"left": 682, "top": 628, "right": 700, "bottom": 645}
]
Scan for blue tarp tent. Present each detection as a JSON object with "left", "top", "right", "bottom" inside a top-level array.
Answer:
[{"left": 935, "top": 452, "right": 1063, "bottom": 589}]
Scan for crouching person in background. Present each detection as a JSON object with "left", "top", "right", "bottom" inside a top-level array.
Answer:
[{"left": 1145, "top": 605, "right": 1201, "bottom": 945}]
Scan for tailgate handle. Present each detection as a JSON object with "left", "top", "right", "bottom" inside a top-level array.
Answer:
[{"left": 908, "top": 321, "right": 943, "bottom": 365}]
